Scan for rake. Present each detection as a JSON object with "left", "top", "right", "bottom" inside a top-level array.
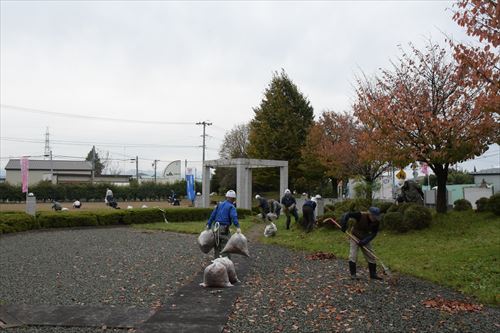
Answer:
[{"left": 323, "top": 217, "right": 394, "bottom": 280}]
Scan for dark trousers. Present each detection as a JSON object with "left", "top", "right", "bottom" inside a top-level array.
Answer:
[
  {"left": 302, "top": 206, "right": 315, "bottom": 232},
  {"left": 284, "top": 207, "right": 299, "bottom": 229},
  {"left": 214, "top": 225, "right": 231, "bottom": 259}
]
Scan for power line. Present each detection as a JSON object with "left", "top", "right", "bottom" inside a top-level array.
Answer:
[{"left": 1, "top": 104, "right": 196, "bottom": 125}]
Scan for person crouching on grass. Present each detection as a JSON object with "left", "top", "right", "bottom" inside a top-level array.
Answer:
[
  {"left": 340, "top": 207, "right": 383, "bottom": 280},
  {"left": 206, "top": 190, "right": 241, "bottom": 259}
]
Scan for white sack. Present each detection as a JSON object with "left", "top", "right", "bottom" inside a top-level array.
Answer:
[
  {"left": 214, "top": 257, "right": 239, "bottom": 284},
  {"left": 197, "top": 230, "right": 215, "bottom": 254},
  {"left": 221, "top": 233, "right": 250, "bottom": 257},
  {"left": 200, "top": 261, "right": 232, "bottom": 288},
  {"left": 264, "top": 222, "right": 277, "bottom": 237}
]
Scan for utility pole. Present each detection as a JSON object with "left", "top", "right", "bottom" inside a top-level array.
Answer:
[
  {"left": 152, "top": 159, "right": 159, "bottom": 184},
  {"left": 91, "top": 145, "right": 96, "bottom": 184},
  {"left": 44, "top": 127, "right": 51, "bottom": 159},
  {"left": 50, "top": 150, "right": 54, "bottom": 184},
  {"left": 136, "top": 156, "right": 139, "bottom": 183},
  {"left": 196, "top": 121, "right": 212, "bottom": 167}
]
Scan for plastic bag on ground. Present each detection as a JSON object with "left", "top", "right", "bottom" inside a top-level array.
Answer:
[
  {"left": 266, "top": 213, "right": 278, "bottom": 221},
  {"left": 221, "top": 233, "right": 250, "bottom": 257},
  {"left": 200, "top": 261, "right": 232, "bottom": 288},
  {"left": 264, "top": 222, "right": 277, "bottom": 237},
  {"left": 213, "top": 257, "right": 239, "bottom": 284},
  {"left": 197, "top": 230, "right": 215, "bottom": 254}
]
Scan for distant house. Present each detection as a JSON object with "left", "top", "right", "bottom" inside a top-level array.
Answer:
[
  {"left": 471, "top": 167, "right": 499, "bottom": 194},
  {"left": 5, "top": 159, "right": 131, "bottom": 185}
]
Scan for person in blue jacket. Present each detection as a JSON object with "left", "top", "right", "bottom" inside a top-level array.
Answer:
[
  {"left": 302, "top": 195, "right": 319, "bottom": 233},
  {"left": 340, "top": 207, "right": 382, "bottom": 280},
  {"left": 281, "top": 189, "right": 298, "bottom": 230},
  {"left": 207, "top": 190, "right": 241, "bottom": 259}
]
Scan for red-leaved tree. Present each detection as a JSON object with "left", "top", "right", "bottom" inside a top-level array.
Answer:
[
  {"left": 307, "top": 111, "right": 388, "bottom": 200},
  {"left": 354, "top": 42, "right": 497, "bottom": 213}
]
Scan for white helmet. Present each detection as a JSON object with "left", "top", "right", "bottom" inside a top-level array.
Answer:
[
  {"left": 284, "top": 189, "right": 291, "bottom": 195},
  {"left": 255, "top": 194, "right": 261, "bottom": 200},
  {"left": 315, "top": 194, "right": 322, "bottom": 199},
  {"left": 225, "top": 190, "right": 236, "bottom": 198}
]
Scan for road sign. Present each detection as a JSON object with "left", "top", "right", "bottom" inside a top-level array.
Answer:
[{"left": 396, "top": 169, "right": 406, "bottom": 180}]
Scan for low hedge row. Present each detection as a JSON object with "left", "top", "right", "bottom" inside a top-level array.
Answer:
[{"left": 0, "top": 207, "right": 252, "bottom": 234}]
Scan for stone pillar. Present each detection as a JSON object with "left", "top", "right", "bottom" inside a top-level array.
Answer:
[
  {"left": 279, "top": 166, "right": 288, "bottom": 199},
  {"left": 26, "top": 196, "right": 37, "bottom": 216},
  {"left": 236, "top": 164, "right": 248, "bottom": 209},
  {"left": 245, "top": 168, "right": 252, "bottom": 210},
  {"left": 315, "top": 198, "right": 324, "bottom": 217},
  {"left": 201, "top": 165, "right": 211, "bottom": 208}
]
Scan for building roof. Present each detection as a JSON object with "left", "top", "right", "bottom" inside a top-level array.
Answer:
[
  {"left": 471, "top": 167, "right": 500, "bottom": 175},
  {"left": 5, "top": 159, "right": 93, "bottom": 171}
]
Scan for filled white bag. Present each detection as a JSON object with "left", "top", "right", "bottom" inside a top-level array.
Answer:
[
  {"left": 214, "top": 257, "right": 239, "bottom": 284},
  {"left": 264, "top": 222, "right": 277, "bottom": 237},
  {"left": 197, "top": 230, "right": 215, "bottom": 254},
  {"left": 221, "top": 233, "right": 250, "bottom": 257},
  {"left": 266, "top": 213, "right": 278, "bottom": 221},
  {"left": 200, "top": 261, "right": 232, "bottom": 288}
]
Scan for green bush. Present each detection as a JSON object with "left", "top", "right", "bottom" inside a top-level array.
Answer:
[
  {"left": 381, "top": 212, "right": 404, "bottom": 232},
  {"left": 373, "top": 200, "right": 393, "bottom": 214},
  {"left": 475, "top": 197, "right": 490, "bottom": 212},
  {"left": 403, "top": 205, "right": 432, "bottom": 230},
  {"left": 316, "top": 211, "right": 339, "bottom": 229},
  {"left": 96, "top": 210, "right": 128, "bottom": 225},
  {"left": 333, "top": 199, "right": 371, "bottom": 219},
  {"left": 123, "top": 209, "right": 166, "bottom": 225},
  {"left": 0, "top": 212, "right": 39, "bottom": 234},
  {"left": 387, "top": 202, "right": 418, "bottom": 214},
  {"left": 454, "top": 199, "right": 473, "bottom": 211},
  {"left": 38, "top": 212, "right": 98, "bottom": 228},
  {"left": 324, "top": 204, "right": 335, "bottom": 212},
  {"left": 488, "top": 193, "right": 500, "bottom": 216}
]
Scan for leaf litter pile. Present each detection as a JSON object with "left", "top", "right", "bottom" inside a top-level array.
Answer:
[{"left": 224, "top": 244, "right": 499, "bottom": 333}]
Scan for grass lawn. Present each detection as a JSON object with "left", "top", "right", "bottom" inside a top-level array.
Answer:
[
  {"left": 261, "top": 210, "right": 500, "bottom": 305},
  {"left": 133, "top": 217, "right": 257, "bottom": 235}
]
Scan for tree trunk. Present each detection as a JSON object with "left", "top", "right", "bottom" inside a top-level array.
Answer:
[
  {"left": 434, "top": 164, "right": 449, "bottom": 213},
  {"left": 331, "top": 178, "right": 338, "bottom": 198}
]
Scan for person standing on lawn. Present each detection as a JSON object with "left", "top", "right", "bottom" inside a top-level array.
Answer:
[
  {"left": 255, "top": 194, "right": 270, "bottom": 221},
  {"left": 206, "top": 190, "right": 241, "bottom": 259},
  {"left": 268, "top": 198, "right": 281, "bottom": 219},
  {"left": 281, "top": 189, "right": 298, "bottom": 230},
  {"left": 302, "top": 195, "right": 318, "bottom": 233},
  {"left": 340, "top": 207, "right": 383, "bottom": 280}
]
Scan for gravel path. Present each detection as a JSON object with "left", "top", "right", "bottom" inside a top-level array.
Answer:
[
  {"left": 1, "top": 227, "right": 498, "bottom": 332},
  {"left": 224, "top": 243, "right": 499, "bottom": 333},
  {"left": 0, "top": 227, "right": 212, "bottom": 333}
]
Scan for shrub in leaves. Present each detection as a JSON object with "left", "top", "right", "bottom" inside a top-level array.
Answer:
[
  {"left": 454, "top": 199, "right": 472, "bottom": 211},
  {"left": 487, "top": 193, "right": 500, "bottom": 216},
  {"left": 475, "top": 197, "right": 489, "bottom": 212},
  {"left": 403, "top": 205, "right": 432, "bottom": 230}
]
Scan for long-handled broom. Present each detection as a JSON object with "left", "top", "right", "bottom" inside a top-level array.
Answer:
[{"left": 323, "top": 217, "right": 395, "bottom": 282}]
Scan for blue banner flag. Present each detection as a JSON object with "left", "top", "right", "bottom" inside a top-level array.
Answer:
[{"left": 186, "top": 174, "right": 195, "bottom": 202}]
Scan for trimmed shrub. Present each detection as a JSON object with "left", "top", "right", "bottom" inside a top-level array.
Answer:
[
  {"left": 403, "top": 205, "right": 432, "bottom": 230},
  {"left": 123, "top": 209, "right": 165, "bottom": 225},
  {"left": 381, "top": 212, "right": 404, "bottom": 232},
  {"left": 333, "top": 199, "right": 371, "bottom": 219},
  {"left": 373, "top": 200, "right": 393, "bottom": 214},
  {"left": 475, "top": 197, "right": 489, "bottom": 212},
  {"left": 454, "top": 199, "right": 472, "bottom": 211},
  {"left": 0, "top": 212, "right": 39, "bottom": 234},
  {"left": 316, "top": 211, "right": 339, "bottom": 229},
  {"left": 38, "top": 212, "right": 98, "bottom": 228},
  {"left": 488, "top": 193, "right": 500, "bottom": 216},
  {"left": 387, "top": 202, "right": 417, "bottom": 214},
  {"left": 324, "top": 204, "right": 335, "bottom": 212},
  {"left": 96, "top": 210, "right": 128, "bottom": 225}
]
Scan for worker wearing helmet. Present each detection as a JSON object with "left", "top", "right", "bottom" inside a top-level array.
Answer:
[
  {"left": 207, "top": 190, "right": 241, "bottom": 259},
  {"left": 255, "top": 194, "right": 270, "bottom": 222},
  {"left": 281, "top": 189, "right": 298, "bottom": 230}
]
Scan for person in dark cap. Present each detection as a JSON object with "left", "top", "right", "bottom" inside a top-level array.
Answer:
[{"left": 340, "top": 207, "right": 382, "bottom": 280}]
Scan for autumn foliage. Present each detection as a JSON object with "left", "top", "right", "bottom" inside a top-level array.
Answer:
[{"left": 353, "top": 42, "right": 497, "bottom": 212}]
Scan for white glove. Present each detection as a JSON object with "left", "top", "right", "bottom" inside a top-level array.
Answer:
[
  {"left": 206, "top": 225, "right": 210, "bottom": 230},
  {"left": 236, "top": 228, "right": 241, "bottom": 234}
]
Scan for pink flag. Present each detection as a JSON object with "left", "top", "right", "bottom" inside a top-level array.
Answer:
[{"left": 21, "top": 157, "right": 29, "bottom": 193}]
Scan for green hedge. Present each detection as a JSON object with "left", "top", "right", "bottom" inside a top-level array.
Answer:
[
  {"left": 454, "top": 199, "right": 473, "bottom": 211},
  {"left": 0, "top": 207, "right": 252, "bottom": 234},
  {"left": 382, "top": 204, "right": 432, "bottom": 233},
  {"left": 0, "top": 212, "right": 39, "bottom": 234}
]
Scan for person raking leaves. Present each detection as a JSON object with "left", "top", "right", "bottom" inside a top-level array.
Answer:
[
  {"left": 340, "top": 207, "right": 383, "bottom": 280},
  {"left": 206, "top": 190, "right": 241, "bottom": 259}
]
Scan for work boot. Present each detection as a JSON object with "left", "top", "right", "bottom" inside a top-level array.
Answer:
[
  {"left": 349, "top": 261, "right": 358, "bottom": 280},
  {"left": 286, "top": 218, "right": 290, "bottom": 230},
  {"left": 369, "top": 263, "right": 383, "bottom": 280}
]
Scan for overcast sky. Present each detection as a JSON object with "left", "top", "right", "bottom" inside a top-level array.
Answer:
[{"left": 1, "top": 0, "right": 498, "bottom": 177}]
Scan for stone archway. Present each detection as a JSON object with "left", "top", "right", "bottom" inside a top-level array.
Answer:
[{"left": 202, "top": 158, "right": 288, "bottom": 209}]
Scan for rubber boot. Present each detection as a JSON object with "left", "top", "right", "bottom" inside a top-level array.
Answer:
[
  {"left": 286, "top": 217, "right": 290, "bottom": 230},
  {"left": 369, "top": 263, "right": 383, "bottom": 280},
  {"left": 349, "top": 261, "right": 358, "bottom": 280}
]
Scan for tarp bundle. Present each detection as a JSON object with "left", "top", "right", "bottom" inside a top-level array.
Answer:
[
  {"left": 197, "top": 230, "right": 215, "bottom": 254},
  {"left": 200, "top": 261, "right": 233, "bottom": 288},
  {"left": 264, "top": 222, "right": 277, "bottom": 237},
  {"left": 221, "top": 233, "right": 250, "bottom": 257},
  {"left": 213, "top": 257, "right": 239, "bottom": 284}
]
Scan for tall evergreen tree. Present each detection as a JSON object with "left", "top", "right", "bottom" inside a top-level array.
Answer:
[
  {"left": 248, "top": 69, "right": 314, "bottom": 190},
  {"left": 85, "top": 148, "right": 105, "bottom": 176}
]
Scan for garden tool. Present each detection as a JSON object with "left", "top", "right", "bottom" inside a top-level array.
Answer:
[{"left": 323, "top": 217, "right": 394, "bottom": 280}]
